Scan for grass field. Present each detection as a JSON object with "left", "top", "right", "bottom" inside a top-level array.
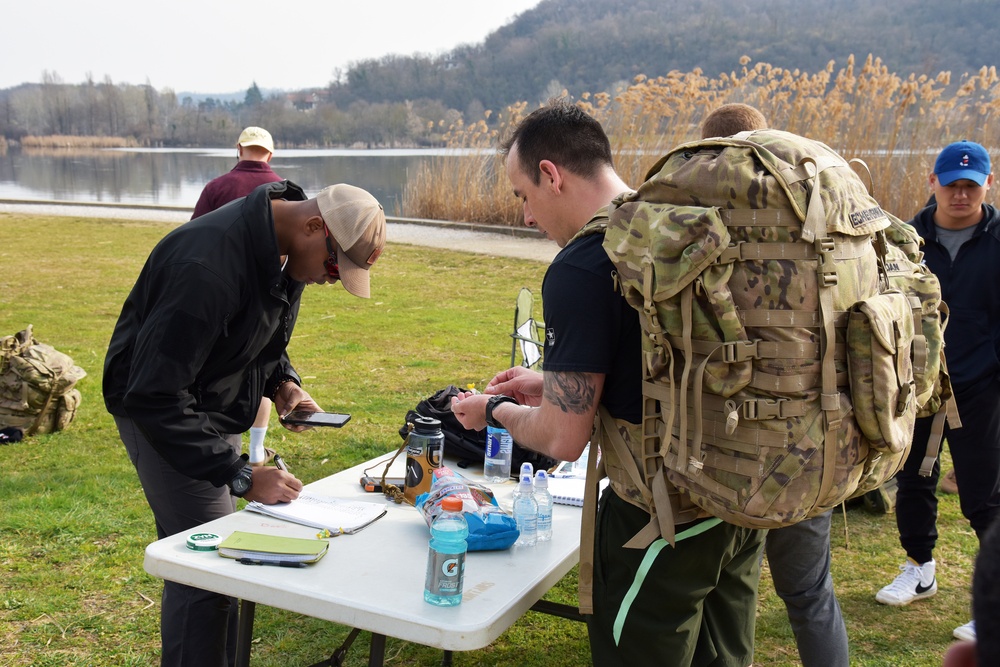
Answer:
[{"left": 0, "top": 213, "right": 978, "bottom": 666}]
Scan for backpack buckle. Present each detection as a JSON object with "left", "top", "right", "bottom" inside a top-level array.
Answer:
[
  {"left": 742, "top": 398, "right": 786, "bottom": 420},
  {"left": 723, "top": 340, "right": 758, "bottom": 362},
  {"left": 717, "top": 243, "right": 743, "bottom": 264},
  {"left": 817, "top": 238, "right": 839, "bottom": 286}
]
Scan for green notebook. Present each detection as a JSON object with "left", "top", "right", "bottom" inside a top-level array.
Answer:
[{"left": 218, "top": 531, "right": 330, "bottom": 563}]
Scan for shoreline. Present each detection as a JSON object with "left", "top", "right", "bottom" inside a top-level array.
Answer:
[{"left": 0, "top": 199, "right": 558, "bottom": 264}]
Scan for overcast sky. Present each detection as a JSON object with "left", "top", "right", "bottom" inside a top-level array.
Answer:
[{"left": 2, "top": 0, "right": 543, "bottom": 94}]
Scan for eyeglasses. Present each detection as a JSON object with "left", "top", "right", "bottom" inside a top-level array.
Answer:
[{"left": 323, "top": 226, "right": 340, "bottom": 281}]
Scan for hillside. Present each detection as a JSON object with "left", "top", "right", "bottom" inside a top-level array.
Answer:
[
  {"left": 2, "top": 0, "right": 996, "bottom": 148},
  {"left": 330, "top": 0, "right": 999, "bottom": 112}
]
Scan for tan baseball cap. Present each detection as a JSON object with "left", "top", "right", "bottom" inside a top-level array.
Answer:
[
  {"left": 317, "top": 184, "right": 386, "bottom": 298},
  {"left": 237, "top": 126, "right": 274, "bottom": 153}
]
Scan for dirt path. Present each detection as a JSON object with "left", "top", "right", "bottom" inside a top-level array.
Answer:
[{"left": 0, "top": 202, "right": 557, "bottom": 264}]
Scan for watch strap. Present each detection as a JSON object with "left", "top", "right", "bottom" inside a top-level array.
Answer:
[
  {"left": 485, "top": 395, "right": 518, "bottom": 429},
  {"left": 228, "top": 455, "right": 253, "bottom": 497}
]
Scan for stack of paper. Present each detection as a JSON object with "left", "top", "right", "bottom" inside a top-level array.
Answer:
[
  {"left": 245, "top": 491, "right": 387, "bottom": 534},
  {"left": 218, "top": 531, "right": 330, "bottom": 563}
]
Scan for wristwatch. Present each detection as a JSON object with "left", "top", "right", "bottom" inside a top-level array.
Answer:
[
  {"left": 228, "top": 458, "right": 254, "bottom": 498},
  {"left": 485, "top": 395, "right": 518, "bottom": 429}
]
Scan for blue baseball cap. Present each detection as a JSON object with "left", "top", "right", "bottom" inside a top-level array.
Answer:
[{"left": 934, "top": 141, "right": 991, "bottom": 186}]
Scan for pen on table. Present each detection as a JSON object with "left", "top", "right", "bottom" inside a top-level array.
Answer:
[
  {"left": 273, "top": 453, "right": 290, "bottom": 472},
  {"left": 237, "top": 558, "right": 307, "bottom": 568}
]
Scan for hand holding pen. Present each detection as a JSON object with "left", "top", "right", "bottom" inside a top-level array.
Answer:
[{"left": 244, "top": 454, "right": 302, "bottom": 504}]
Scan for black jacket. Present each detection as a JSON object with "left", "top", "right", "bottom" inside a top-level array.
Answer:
[
  {"left": 104, "top": 181, "right": 307, "bottom": 486},
  {"left": 910, "top": 203, "right": 1000, "bottom": 394}
]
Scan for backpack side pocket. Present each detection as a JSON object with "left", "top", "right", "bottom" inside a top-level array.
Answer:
[{"left": 847, "top": 290, "right": 917, "bottom": 453}]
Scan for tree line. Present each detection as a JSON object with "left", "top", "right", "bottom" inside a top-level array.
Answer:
[
  {"left": 0, "top": 75, "right": 458, "bottom": 148},
  {"left": 1, "top": 0, "right": 997, "bottom": 149}
]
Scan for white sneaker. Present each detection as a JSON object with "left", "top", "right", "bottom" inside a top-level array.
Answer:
[
  {"left": 875, "top": 558, "right": 937, "bottom": 606},
  {"left": 953, "top": 620, "right": 976, "bottom": 642}
]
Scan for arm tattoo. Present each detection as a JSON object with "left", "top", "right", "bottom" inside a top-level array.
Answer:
[{"left": 543, "top": 371, "right": 596, "bottom": 415}]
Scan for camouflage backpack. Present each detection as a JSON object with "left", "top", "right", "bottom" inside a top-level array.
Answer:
[
  {"left": 859, "top": 173, "right": 961, "bottom": 477},
  {"left": 0, "top": 325, "right": 86, "bottom": 435},
  {"left": 603, "top": 129, "right": 919, "bottom": 529}
]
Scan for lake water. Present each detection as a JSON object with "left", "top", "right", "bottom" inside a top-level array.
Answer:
[{"left": 0, "top": 147, "right": 480, "bottom": 215}]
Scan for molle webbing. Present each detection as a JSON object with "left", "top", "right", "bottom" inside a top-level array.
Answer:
[{"left": 604, "top": 128, "right": 916, "bottom": 528}]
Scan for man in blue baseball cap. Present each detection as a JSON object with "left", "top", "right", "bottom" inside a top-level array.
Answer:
[{"left": 876, "top": 140, "right": 999, "bottom": 646}]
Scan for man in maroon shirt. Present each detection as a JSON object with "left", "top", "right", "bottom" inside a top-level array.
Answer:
[
  {"left": 192, "top": 126, "right": 282, "bottom": 219},
  {"left": 191, "top": 126, "right": 284, "bottom": 462}
]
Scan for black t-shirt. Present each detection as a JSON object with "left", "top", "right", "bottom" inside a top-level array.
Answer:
[{"left": 540, "top": 231, "right": 641, "bottom": 423}]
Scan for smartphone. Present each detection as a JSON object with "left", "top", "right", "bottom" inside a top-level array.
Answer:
[
  {"left": 280, "top": 410, "right": 351, "bottom": 427},
  {"left": 360, "top": 475, "right": 405, "bottom": 493}
]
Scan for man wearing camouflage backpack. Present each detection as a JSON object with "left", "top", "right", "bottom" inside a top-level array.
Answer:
[
  {"left": 876, "top": 141, "right": 1000, "bottom": 644},
  {"left": 451, "top": 101, "right": 765, "bottom": 667},
  {"left": 701, "top": 103, "right": 849, "bottom": 667}
]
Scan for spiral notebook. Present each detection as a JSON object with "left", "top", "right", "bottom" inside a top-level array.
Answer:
[
  {"left": 546, "top": 477, "right": 608, "bottom": 507},
  {"left": 218, "top": 531, "right": 329, "bottom": 563}
]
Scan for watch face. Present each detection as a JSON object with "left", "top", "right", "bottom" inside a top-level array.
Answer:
[{"left": 231, "top": 468, "right": 252, "bottom": 495}]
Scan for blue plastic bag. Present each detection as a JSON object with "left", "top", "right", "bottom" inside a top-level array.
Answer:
[{"left": 415, "top": 466, "right": 519, "bottom": 551}]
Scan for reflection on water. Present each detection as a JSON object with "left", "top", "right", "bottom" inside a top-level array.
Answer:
[{"left": 0, "top": 148, "right": 477, "bottom": 214}]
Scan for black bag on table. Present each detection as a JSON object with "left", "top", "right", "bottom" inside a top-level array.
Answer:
[{"left": 399, "top": 385, "right": 557, "bottom": 474}]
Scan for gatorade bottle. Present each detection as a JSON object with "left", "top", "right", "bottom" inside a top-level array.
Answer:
[
  {"left": 513, "top": 472, "right": 538, "bottom": 547},
  {"left": 534, "top": 470, "right": 553, "bottom": 542},
  {"left": 424, "top": 496, "right": 469, "bottom": 606}
]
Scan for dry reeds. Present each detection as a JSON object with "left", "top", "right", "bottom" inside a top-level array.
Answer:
[
  {"left": 405, "top": 55, "right": 1000, "bottom": 225},
  {"left": 20, "top": 135, "right": 140, "bottom": 149}
]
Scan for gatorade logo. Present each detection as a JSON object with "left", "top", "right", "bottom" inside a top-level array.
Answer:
[{"left": 441, "top": 558, "right": 460, "bottom": 577}]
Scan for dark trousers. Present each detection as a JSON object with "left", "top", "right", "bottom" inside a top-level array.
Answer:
[
  {"left": 588, "top": 491, "right": 764, "bottom": 667},
  {"left": 765, "top": 511, "right": 848, "bottom": 667},
  {"left": 895, "top": 377, "right": 1000, "bottom": 564},
  {"left": 115, "top": 416, "right": 240, "bottom": 667}
]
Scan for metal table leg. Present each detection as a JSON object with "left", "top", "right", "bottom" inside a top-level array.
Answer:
[
  {"left": 368, "top": 633, "right": 386, "bottom": 666},
  {"left": 236, "top": 599, "right": 256, "bottom": 667}
]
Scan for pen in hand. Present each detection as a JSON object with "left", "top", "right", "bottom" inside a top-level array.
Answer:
[
  {"left": 273, "top": 454, "right": 290, "bottom": 473},
  {"left": 237, "top": 558, "right": 307, "bottom": 568}
]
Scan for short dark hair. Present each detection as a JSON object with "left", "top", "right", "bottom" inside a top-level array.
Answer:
[
  {"left": 701, "top": 103, "right": 768, "bottom": 139},
  {"left": 975, "top": 518, "right": 1000, "bottom": 665},
  {"left": 499, "top": 99, "right": 613, "bottom": 185}
]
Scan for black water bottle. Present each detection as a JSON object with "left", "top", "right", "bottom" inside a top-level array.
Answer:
[{"left": 404, "top": 417, "right": 444, "bottom": 503}]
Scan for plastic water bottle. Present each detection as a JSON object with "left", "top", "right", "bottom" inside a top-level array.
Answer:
[
  {"left": 534, "top": 470, "right": 553, "bottom": 542},
  {"left": 424, "top": 496, "right": 469, "bottom": 606},
  {"left": 513, "top": 473, "right": 538, "bottom": 547},
  {"left": 484, "top": 425, "right": 513, "bottom": 482},
  {"left": 571, "top": 443, "right": 591, "bottom": 477},
  {"left": 511, "top": 462, "right": 534, "bottom": 504}
]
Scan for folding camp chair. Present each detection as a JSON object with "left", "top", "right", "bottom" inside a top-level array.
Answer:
[{"left": 510, "top": 287, "right": 544, "bottom": 369}]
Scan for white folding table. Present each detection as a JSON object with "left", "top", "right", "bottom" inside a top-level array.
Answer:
[{"left": 143, "top": 456, "right": 584, "bottom": 666}]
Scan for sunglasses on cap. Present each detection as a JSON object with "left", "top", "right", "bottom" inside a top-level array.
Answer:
[{"left": 323, "top": 226, "right": 340, "bottom": 281}]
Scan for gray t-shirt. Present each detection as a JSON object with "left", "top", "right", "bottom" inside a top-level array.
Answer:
[{"left": 935, "top": 224, "right": 976, "bottom": 262}]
